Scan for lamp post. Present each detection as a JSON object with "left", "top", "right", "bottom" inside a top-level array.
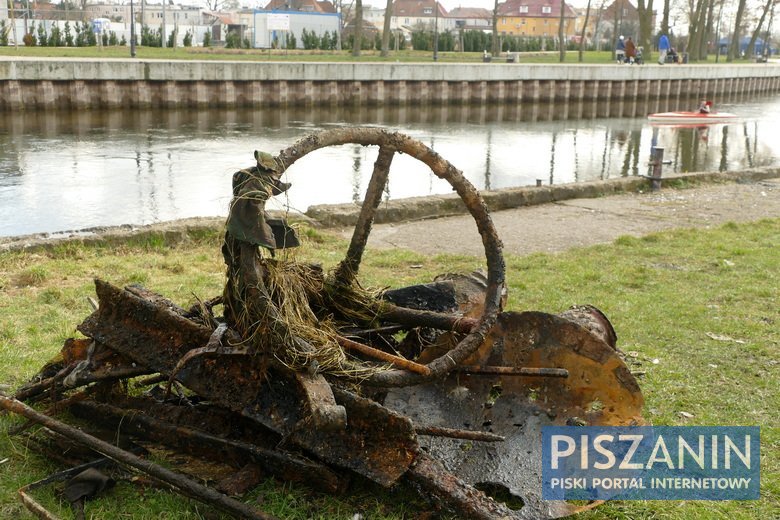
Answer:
[
  {"left": 433, "top": 0, "right": 438, "bottom": 61},
  {"left": 130, "top": 0, "right": 137, "bottom": 57}
]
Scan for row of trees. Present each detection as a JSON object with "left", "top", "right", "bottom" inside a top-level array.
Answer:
[
  {"left": 0, "top": 20, "right": 197, "bottom": 48},
  {"left": 343, "top": 0, "right": 777, "bottom": 61},
  {"left": 299, "top": 29, "right": 340, "bottom": 50},
  {"left": 590, "top": 0, "right": 777, "bottom": 63},
  {"left": 140, "top": 26, "right": 195, "bottom": 48},
  {"left": 0, "top": 20, "right": 126, "bottom": 47}
]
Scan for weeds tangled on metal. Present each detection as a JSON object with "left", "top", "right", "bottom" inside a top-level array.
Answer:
[{"left": 243, "top": 258, "right": 389, "bottom": 377}]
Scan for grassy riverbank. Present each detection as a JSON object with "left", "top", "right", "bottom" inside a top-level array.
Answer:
[
  {"left": 1, "top": 219, "right": 778, "bottom": 519},
  {"left": 0, "top": 46, "right": 737, "bottom": 64}
]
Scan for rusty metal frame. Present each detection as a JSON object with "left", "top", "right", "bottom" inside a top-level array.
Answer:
[{"left": 275, "top": 128, "right": 506, "bottom": 387}]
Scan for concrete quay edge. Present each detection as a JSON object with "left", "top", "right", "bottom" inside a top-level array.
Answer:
[{"left": 2, "top": 167, "right": 777, "bottom": 254}]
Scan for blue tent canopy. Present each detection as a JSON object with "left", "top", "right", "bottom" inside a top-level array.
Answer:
[{"left": 718, "top": 36, "right": 773, "bottom": 55}]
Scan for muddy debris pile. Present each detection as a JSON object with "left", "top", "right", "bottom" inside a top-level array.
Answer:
[{"left": 1, "top": 129, "right": 644, "bottom": 520}]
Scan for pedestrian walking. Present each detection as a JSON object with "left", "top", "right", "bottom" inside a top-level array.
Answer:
[
  {"left": 658, "top": 34, "right": 671, "bottom": 64},
  {"left": 616, "top": 35, "right": 626, "bottom": 63},
  {"left": 625, "top": 37, "right": 637, "bottom": 64}
]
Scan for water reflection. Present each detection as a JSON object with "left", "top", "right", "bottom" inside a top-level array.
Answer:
[{"left": 1, "top": 95, "right": 779, "bottom": 237}]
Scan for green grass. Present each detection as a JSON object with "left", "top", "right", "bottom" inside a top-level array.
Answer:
[
  {"left": 1, "top": 219, "right": 778, "bottom": 519},
  {"left": 0, "top": 46, "right": 756, "bottom": 64}
]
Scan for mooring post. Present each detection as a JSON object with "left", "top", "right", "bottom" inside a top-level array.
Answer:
[{"left": 650, "top": 146, "right": 665, "bottom": 191}]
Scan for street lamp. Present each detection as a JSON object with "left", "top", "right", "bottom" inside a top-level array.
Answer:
[
  {"left": 130, "top": 0, "right": 137, "bottom": 57},
  {"left": 433, "top": 0, "right": 438, "bottom": 61}
]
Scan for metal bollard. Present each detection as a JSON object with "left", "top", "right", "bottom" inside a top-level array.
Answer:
[{"left": 649, "top": 146, "right": 665, "bottom": 191}]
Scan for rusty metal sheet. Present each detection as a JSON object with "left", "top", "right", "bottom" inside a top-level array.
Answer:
[
  {"left": 68, "top": 399, "right": 346, "bottom": 494},
  {"left": 384, "top": 311, "right": 644, "bottom": 519},
  {"left": 77, "top": 280, "right": 417, "bottom": 486}
]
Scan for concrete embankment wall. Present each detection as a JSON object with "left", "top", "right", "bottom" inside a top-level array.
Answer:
[{"left": 1, "top": 57, "right": 780, "bottom": 110}]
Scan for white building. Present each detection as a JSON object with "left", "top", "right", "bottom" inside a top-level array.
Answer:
[{"left": 253, "top": 10, "right": 340, "bottom": 48}]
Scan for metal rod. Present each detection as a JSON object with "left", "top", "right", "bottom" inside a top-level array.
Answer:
[
  {"left": 334, "top": 146, "right": 393, "bottom": 286},
  {"left": 415, "top": 425, "right": 504, "bottom": 442},
  {"left": 378, "top": 303, "right": 478, "bottom": 334},
  {"left": 346, "top": 324, "right": 406, "bottom": 338},
  {"left": 0, "top": 395, "right": 277, "bottom": 520},
  {"left": 14, "top": 365, "right": 150, "bottom": 402},
  {"left": 336, "top": 336, "right": 431, "bottom": 376},
  {"left": 455, "top": 366, "right": 569, "bottom": 378}
]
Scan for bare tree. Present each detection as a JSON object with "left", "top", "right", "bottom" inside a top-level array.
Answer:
[
  {"left": 727, "top": 0, "right": 748, "bottom": 61},
  {"left": 202, "top": 0, "right": 223, "bottom": 11},
  {"left": 559, "top": 0, "right": 567, "bottom": 61},
  {"left": 491, "top": 0, "right": 499, "bottom": 56},
  {"left": 590, "top": 0, "right": 608, "bottom": 51},
  {"left": 380, "top": 0, "right": 392, "bottom": 56},
  {"left": 577, "top": 0, "right": 590, "bottom": 63},
  {"left": 660, "top": 0, "right": 670, "bottom": 35},
  {"left": 702, "top": 0, "right": 717, "bottom": 59},
  {"left": 578, "top": 0, "right": 592, "bottom": 61},
  {"left": 745, "top": 0, "right": 777, "bottom": 57},
  {"left": 611, "top": 0, "right": 622, "bottom": 59},
  {"left": 636, "top": 0, "right": 654, "bottom": 62},
  {"left": 687, "top": 0, "right": 709, "bottom": 60},
  {"left": 352, "top": 0, "right": 362, "bottom": 56}
]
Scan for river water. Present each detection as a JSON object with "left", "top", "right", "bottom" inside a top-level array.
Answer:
[{"left": 2, "top": 96, "right": 779, "bottom": 238}]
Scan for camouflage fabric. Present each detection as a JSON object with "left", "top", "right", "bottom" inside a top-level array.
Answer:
[
  {"left": 254, "top": 151, "right": 282, "bottom": 172},
  {"left": 225, "top": 158, "right": 298, "bottom": 250}
]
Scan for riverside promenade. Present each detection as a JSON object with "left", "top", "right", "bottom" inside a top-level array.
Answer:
[
  {"left": 1, "top": 56, "right": 779, "bottom": 110},
  {"left": 2, "top": 171, "right": 778, "bottom": 257},
  {"left": 356, "top": 175, "right": 780, "bottom": 256}
]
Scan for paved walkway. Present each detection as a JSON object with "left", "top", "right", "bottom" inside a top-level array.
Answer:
[{"left": 347, "top": 178, "right": 780, "bottom": 257}]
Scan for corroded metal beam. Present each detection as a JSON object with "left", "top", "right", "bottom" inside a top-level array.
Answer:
[
  {"left": 0, "top": 395, "right": 277, "bottom": 520},
  {"left": 78, "top": 280, "right": 418, "bottom": 487}
]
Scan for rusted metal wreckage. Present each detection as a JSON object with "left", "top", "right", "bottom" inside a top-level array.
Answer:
[{"left": 1, "top": 128, "right": 645, "bottom": 519}]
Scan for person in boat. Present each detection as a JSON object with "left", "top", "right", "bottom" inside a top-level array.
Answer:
[{"left": 698, "top": 100, "right": 712, "bottom": 114}]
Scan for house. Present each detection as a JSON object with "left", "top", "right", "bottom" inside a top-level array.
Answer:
[
  {"left": 447, "top": 7, "right": 492, "bottom": 30},
  {"left": 83, "top": 3, "right": 202, "bottom": 26},
  {"left": 391, "top": 0, "right": 455, "bottom": 32},
  {"left": 202, "top": 11, "right": 245, "bottom": 42},
  {"left": 600, "top": 0, "right": 639, "bottom": 40},
  {"left": 496, "top": 0, "right": 577, "bottom": 38},
  {"left": 263, "top": 0, "right": 337, "bottom": 14},
  {"left": 362, "top": 5, "right": 386, "bottom": 31}
]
